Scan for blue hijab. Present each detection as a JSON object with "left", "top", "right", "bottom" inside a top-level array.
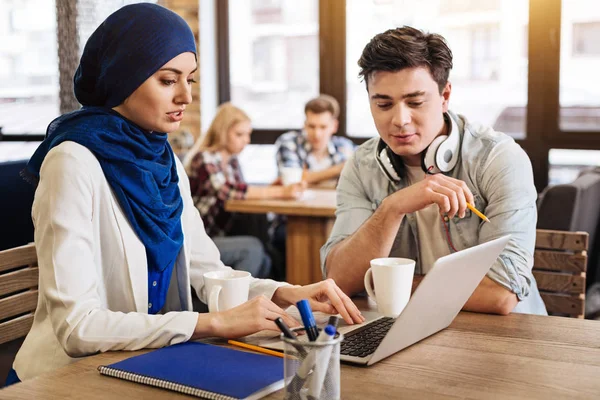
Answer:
[{"left": 26, "top": 4, "right": 197, "bottom": 314}]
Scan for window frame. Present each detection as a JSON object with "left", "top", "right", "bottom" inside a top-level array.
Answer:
[
  {"left": 217, "top": 0, "right": 352, "bottom": 145},
  {"left": 0, "top": 0, "right": 69, "bottom": 143},
  {"left": 217, "top": 0, "right": 600, "bottom": 191}
]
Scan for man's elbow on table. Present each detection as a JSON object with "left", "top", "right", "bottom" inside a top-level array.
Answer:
[
  {"left": 465, "top": 277, "right": 520, "bottom": 315},
  {"left": 495, "top": 292, "right": 519, "bottom": 315},
  {"left": 465, "top": 293, "right": 518, "bottom": 316}
]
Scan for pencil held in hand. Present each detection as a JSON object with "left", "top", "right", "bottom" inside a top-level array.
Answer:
[{"left": 467, "top": 203, "right": 490, "bottom": 223}]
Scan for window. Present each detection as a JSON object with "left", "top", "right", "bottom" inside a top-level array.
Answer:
[
  {"left": 469, "top": 25, "right": 500, "bottom": 80},
  {"left": 345, "top": 0, "right": 529, "bottom": 139},
  {"left": 560, "top": 2, "right": 600, "bottom": 131},
  {"left": 548, "top": 149, "right": 600, "bottom": 186},
  {"left": 0, "top": 0, "right": 156, "bottom": 137},
  {"left": 251, "top": 0, "right": 283, "bottom": 24},
  {"left": 572, "top": 22, "right": 600, "bottom": 56},
  {"left": 217, "top": 0, "right": 600, "bottom": 191},
  {"left": 228, "top": 0, "right": 319, "bottom": 130},
  {"left": 0, "top": 0, "right": 58, "bottom": 136},
  {"left": 78, "top": 1, "right": 158, "bottom": 54},
  {"left": 440, "top": 0, "right": 501, "bottom": 13}
]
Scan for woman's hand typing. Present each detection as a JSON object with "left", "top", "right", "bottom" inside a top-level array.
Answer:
[
  {"left": 272, "top": 279, "right": 365, "bottom": 325},
  {"left": 192, "top": 279, "right": 364, "bottom": 340},
  {"left": 192, "top": 295, "right": 300, "bottom": 339}
]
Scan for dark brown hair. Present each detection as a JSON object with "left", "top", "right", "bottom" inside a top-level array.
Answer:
[
  {"left": 358, "top": 26, "right": 453, "bottom": 93},
  {"left": 304, "top": 94, "right": 340, "bottom": 119}
]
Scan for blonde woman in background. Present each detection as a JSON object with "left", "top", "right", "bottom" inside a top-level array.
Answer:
[{"left": 184, "top": 103, "right": 304, "bottom": 280}]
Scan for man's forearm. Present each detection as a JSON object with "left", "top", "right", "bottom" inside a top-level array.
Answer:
[
  {"left": 246, "top": 185, "right": 284, "bottom": 199},
  {"left": 463, "top": 276, "right": 518, "bottom": 315},
  {"left": 304, "top": 164, "right": 343, "bottom": 184},
  {"left": 411, "top": 275, "right": 518, "bottom": 315},
  {"left": 326, "top": 198, "right": 404, "bottom": 296},
  {"left": 354, "top": 274, "right": 517, "bottom": 315}
]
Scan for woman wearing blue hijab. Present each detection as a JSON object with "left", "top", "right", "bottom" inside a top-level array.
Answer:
[{"left": 8, "top": 3, "right": 363, "bottom": 384}]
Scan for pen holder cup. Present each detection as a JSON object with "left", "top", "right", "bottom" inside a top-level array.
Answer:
[{"left": 281, "top": 329, "right": 343, "bottom": 400}]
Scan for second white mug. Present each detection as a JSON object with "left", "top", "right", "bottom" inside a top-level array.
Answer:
[
  {"left": 203, "top": 270, "right": 251, "bottom": 312},
  {"left": 364, "top": 258, "right": 415, "bottom": 318},
  {"left": 280, "top": 166, "right": 303, "bottom": 186}
]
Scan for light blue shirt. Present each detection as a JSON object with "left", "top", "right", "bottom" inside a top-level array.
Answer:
[{"left": 321, "top": 111, "right": 547, "bottom": 315}]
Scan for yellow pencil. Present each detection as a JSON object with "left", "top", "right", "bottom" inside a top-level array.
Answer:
[
  {"left": 467, "top": 203, "right": 490, "bottom": 223},
  {"left": 227, "top": 340, "right": 284, "bottom": 358}
]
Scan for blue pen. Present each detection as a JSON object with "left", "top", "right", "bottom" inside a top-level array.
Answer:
[{"left": 296, "top": 299, "right": 319, "bottom": 341}]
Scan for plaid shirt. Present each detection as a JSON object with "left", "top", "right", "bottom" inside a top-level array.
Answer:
[
  {"left": 188, "top": 150, "right": 247, "bottom": 237},
  {"left": 275, "top": 130, "right": 356, "bottom": 171}
]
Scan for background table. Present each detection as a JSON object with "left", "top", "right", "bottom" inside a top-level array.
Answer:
[{"left": 226, "top": 188, "right": 336, "bottom": 285}]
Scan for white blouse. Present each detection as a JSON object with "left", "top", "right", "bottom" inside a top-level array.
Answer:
[{"left": 13, "top": 141, "right": 287, "bottom": 380}]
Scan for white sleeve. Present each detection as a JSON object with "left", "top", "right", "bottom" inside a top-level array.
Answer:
[{"left": 33, "top": 149, "right": 198, "bottom": 358}]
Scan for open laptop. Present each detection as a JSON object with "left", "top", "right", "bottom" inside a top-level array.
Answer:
[{"left": 258, "top": 235, "right": 511, "bottom": 366}]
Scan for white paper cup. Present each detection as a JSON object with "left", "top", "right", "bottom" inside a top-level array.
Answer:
[{"left": 280, "top": 167, "right": 303, "bottom": 185}]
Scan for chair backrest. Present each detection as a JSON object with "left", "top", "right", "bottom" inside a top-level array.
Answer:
[
  {"left": 534, "top": 229, "right": 588, "bottom": 318},
  {"left": 537, "top": 170, "right": 600, "bottom": 289},
  {"left": 0, "top": 160, "right": 35, "bottom": 251},
  {"left": 0, "top": 243, "right": 38, "bottom": 345}
]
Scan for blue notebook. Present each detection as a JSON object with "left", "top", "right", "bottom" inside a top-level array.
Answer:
[{"left": 98, "top": 342, "right": 284, "bottom": 400}]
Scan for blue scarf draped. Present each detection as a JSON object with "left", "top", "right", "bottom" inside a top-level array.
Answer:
[
  {"left": 26, "top": 107, "right": 184, "bottom": 312},
  {"left": 24, "top": 3, "right": 196, "bottom": 314}
]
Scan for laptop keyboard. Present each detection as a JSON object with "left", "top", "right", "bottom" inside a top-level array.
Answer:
[{"left": 340, "top": 317, "right": 395, "bottom": 358}]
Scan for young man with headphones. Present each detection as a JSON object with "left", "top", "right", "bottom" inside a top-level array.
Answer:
[{"left": 321, "top": 26, "right": 547, "bottom": 315}]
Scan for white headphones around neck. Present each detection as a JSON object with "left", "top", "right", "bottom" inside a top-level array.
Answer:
[{"left": 375, "top": 113, "right": 461, "bottom": 183}]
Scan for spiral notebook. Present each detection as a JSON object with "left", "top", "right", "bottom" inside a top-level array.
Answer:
[{"left": 98, "top": 342, "right": 285, "bottom": 400}]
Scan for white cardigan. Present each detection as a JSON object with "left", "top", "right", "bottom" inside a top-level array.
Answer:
[{"left": 13, "top": 142, "right": 286, "bottom": 380}]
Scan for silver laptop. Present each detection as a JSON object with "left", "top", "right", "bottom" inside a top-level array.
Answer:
[{"left": 258, "top": 235, "right": 510, "bottom": 366}]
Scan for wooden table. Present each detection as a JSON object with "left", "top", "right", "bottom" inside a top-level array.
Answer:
[
  {"left": 3, "top": 299, "right": 600, "bottom": 399},
  {"left": 226, "top": 188, "right": 336, "bottom": 285}
]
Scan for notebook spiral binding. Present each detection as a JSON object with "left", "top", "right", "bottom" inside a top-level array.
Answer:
[{"left": 98, "top": 366, "right": 235, "bottom": 400}]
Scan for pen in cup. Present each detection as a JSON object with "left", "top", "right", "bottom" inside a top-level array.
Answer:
[
  {"left": 296, "top": 299, "right": 319, "bottom": 341},
  {"left": 306, "top": 325, "right": 337, "bottom": 400},
  {"left": 327, "top": 315, "right": 339, "bottom": 331},
  {"left": 275, "top": 317, "right": 307, "bottom": 358},
  {"left": 323, "top": 315, "right": 340, "bottom": 394},
  {"left": 287, "top": 325, "right": 336, "bottom": 396}
]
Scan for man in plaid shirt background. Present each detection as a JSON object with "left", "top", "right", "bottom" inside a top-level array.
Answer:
[
  {"left": 275, "top": 94, "right": 356, "bottom": 187},
  {"left": 273, "top": 95, "right": 356, "bottom": 268}
]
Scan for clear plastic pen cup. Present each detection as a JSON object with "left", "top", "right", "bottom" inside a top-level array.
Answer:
[{"left": 281, "top": 329, "right": 343, "bottom": 400}]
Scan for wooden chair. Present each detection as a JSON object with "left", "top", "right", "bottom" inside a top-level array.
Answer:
[
  {"left": 0, "top": 243, "right": 38, "bottom": 345},
  {"left": 534, "top": 229, "right": 588, "bottom": 318}
]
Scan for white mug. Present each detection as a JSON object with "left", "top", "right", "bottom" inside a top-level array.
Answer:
[
  {"left": 203, "top": 270, "right": 251, "bottom": 312},
  {"left": 364, "top": 258, "right": 415, "bottom": 318},
  {"left": 280, "top": 167, "right": 303, "bottom": 186}
]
